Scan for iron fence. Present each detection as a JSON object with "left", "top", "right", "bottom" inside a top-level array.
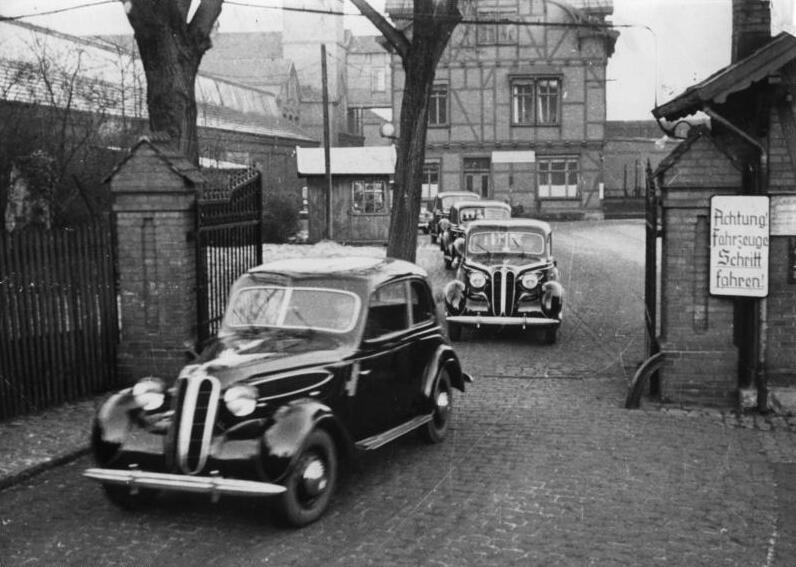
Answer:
[{"left": 196, "top": 169, "right": 263, "bottom": 344}]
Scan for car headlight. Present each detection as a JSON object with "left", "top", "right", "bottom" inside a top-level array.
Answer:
[
  {"left": 468, "top": 271, "right": 487, "bottom": 289},
  {"left": 224, "top": 384, "right": 258, "bottom": 417},
  {"left": 521, "top": 273, "right": 540, "bottom": 290},
  {"left": 132, "top": 377, "right": 166, "bottom": 411}
]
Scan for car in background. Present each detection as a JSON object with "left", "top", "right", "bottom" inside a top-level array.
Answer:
[
  {"left": 439, "top": 200, "right": 512, "bottom": 269},
  {"left": 85, "top": 257, "right": 471, "bottom": 527},
  {"left": 427, "top": 191, "right": 481, "bottom": 244},
  {"left": 443, "top": 219, "right": 564, "bottom": 344}
]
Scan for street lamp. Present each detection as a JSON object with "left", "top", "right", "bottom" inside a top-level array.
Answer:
[{"left": 379, "top": 122, "right": 398, "bottom": 141}]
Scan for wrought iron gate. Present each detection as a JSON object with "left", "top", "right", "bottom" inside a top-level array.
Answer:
[{"left": 196, "top": 170, "right": 263, "bottom": 343}]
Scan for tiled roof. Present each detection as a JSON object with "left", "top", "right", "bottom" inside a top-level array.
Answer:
[
  {"left": 653, "top": 32, "right": 796, "bottom": 121},
  {"left": 348, "top": 35, "right": 388, "bottom": 54}
]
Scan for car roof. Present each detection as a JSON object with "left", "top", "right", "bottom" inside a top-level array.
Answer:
[
  {"left": 248, "top": 256, "right": 428, "bottom": 286},
  {"left": 437, "top": 191, "right": 480, "bottom": 199},
  {"left": 466, "top": 218, "right": 552, "bottom": 233},
  {"left": 451, "top": 200, "right": 511, "bottom": 210}
]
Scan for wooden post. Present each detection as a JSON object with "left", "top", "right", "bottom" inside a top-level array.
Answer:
[{"left": 321, "top": 44, "right": 333, "bottom": 240}]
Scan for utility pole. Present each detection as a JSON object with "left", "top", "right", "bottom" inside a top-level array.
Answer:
[{"left": 321, "top": 44, "right": 333, "bottom": 240}]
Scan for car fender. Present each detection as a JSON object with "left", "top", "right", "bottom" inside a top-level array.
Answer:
[
  {"left": 541, "top": 280, "right": 565, "bottom": 319},
  {"left": 422, "top": 345, "right": 470, "bottom": 398},
  {"left": 91, "top": 389, "right": 141, "bottom": 465},
  {"left": 261, "top": 399, "right": 352, "bottom": 482}
]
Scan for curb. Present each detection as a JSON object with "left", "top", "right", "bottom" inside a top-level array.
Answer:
[{"left": 0, "top": 445, "right": 91, "bottom": 493}]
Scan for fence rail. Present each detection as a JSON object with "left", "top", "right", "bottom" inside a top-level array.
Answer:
[{"left": 0, "top": 221, "right": 118, "bottom": 420}]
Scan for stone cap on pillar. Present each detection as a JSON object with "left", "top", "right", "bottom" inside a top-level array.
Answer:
[{"left": 106, "top": 133, "right": 205, "bottom": 212}]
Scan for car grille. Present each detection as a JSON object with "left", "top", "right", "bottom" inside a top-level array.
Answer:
[
  {"left": 491, "top": 268, "right": 516, "bottom": 316},
  {"left": 174, "top": 375, "right": 221, "bottom": 475}
]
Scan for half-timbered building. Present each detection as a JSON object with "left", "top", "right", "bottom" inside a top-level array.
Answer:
[{"left": 386, "top": 0, "right": 617, "bottom": 218}]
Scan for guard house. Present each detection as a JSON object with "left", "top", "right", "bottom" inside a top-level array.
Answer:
[
  {"left": 649, "top": 2, "right": 796, "bottom": 409},
  {"left": 296, "top": 145, "right": 395, "bottom": 244}
]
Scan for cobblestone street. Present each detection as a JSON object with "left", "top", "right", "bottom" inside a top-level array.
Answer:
[{"left": 1, "top": 221, "right": 795, "bottom": 566}]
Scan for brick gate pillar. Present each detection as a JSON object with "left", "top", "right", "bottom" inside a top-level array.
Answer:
[
  {"left": 107, "top": 136, "right": 204, "bottom": 383},
  {"left": 656, "top": 128, "right": 744, "bottom": 405}
]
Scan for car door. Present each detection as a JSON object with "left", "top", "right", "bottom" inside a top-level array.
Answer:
[
  {"left": 404, "top": 279, "right": 439, "bottom": 415},
  {"left": 352, "top": 279, "right": 412, "bottom": 438}
]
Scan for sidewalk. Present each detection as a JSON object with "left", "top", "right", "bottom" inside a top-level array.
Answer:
[{"left": 0, "top": 398, "right": 97, "bottom": 491}]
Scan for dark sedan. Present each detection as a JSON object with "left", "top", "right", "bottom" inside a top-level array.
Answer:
[{"left": 86, "top": 257, "right": 471, "bottom": 526}]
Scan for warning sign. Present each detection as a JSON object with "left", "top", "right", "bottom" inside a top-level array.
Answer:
[{"left": 709, "top": 195, "right": 769, "bottom": 298}]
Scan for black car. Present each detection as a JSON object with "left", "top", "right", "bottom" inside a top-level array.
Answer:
[
  {"left": 427, "top": 191, "right": 480, "bottom": 244},
  {"left": 443, "top": 219, "right": 564, "bottom": 343},
  {"left": 85, "top": 257, "right": 471, "bottom": 527},
  {"left": 438, "top": 200, "right": 512, "bottom": 269}
]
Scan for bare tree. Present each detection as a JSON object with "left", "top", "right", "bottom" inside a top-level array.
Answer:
[
  {"left": 123, "top": 0, "right": 223, "bottom": 165},
  {"left": 351, "top": 0, "right": 460, "bottom": 261}
]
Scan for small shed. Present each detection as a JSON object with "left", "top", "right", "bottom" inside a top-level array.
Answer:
[{"left": 296, "top": 145, "right": 395, "bottom": 244}]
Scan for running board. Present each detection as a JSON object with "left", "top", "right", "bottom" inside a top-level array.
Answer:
[{"left": 355, "top": 414, "right": 433, "bottom": 451}]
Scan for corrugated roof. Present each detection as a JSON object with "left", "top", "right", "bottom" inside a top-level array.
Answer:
[
  {"left": 296, "top": 145, "right": 396, "bottom": 175},
  {"left": 653, "top": 32, "right": 796, "bottom": 121},
  {"left": 0, "top": 21, "right": 313, "bottom": 142}
]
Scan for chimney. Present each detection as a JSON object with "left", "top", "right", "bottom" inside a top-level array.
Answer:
[{"left": 732, "top": 0, "right": 772, "bottom": 62}]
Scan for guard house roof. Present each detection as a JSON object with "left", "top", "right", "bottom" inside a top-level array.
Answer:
[
  {"left": 296, "top": 146, "right": 396, "bottom": 176},
  {"left": 653, "top": 32, "right": 796, "bottom": 121}
]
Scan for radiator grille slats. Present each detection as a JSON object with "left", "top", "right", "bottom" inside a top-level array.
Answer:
[
  {"left": 490, "top": 268, "right": 516, "bottom": 316},
  {"left": 175, "top": 375, "right": 220, "bottom": 474}
]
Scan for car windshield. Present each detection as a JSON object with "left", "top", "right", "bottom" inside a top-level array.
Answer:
[
  {"left": 442, "top": 195, "right": 476, "bottom": 208},
  {"left": 223, "top": 285, "right": 360, "bottom": 333},
  {"left": 468, "top": 231, "right": 545, "bottom": 256},
  {"left": 459, "top": 206, "right": 510, "bottom": 223}
]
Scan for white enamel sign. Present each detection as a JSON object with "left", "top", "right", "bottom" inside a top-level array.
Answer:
[{"left": 709, "top": 195, "right": 770, "bottom": 298}]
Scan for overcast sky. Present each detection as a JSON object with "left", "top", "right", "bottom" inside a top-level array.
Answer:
[{"left": 2, "top": 0, "right": 795, "bottom": 120}]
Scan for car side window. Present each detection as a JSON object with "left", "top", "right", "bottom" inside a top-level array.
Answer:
[
  {"left": 364, "top": 280, "right": 409, "bottom": 339},
  {"left": 410, "top": 281, "right": 435, "bottom": 326}
]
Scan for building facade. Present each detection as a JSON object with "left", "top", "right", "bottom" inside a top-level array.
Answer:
[{"left": 386, "top": 0, "right": 617, "bottom": 217}]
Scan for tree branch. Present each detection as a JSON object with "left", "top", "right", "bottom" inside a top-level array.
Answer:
[
  {"left": 350, "top": 0, "right": 410, "bottom": 58},
  {"left": 188, "top": 0, "right": 224, "bottom": 49}
]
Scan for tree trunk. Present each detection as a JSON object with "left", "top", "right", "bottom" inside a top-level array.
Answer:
[
  {"left": 135, "top": 34, "right": 201, "bottom": 164},
  {"left": 125, "top": 0, "right": 223, "bottom": 166}
]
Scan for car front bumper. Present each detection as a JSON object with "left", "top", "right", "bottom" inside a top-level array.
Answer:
[
  {"left": 446, "top": 314, "right": 560, "bottom": 327},
  {"left": 84, "top": 467, "right": 286, "bottom": 497}
]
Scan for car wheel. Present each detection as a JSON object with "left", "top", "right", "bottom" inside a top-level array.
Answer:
[
  {"left": 102, "top": 483, "right": 157, "bottom": 510},
  {"left": 423, "top": 370, "right": 453, "bottom": 444},
  {"left": 544, "top": 327, "right": 558, "bottom": 345},
  {"left": 448, "top": 322, "right": 462, "bottom": 341},
  {"left": 278, "top": 429, "right": 337, "bottom": 527},
  {"left": 430, "top": 231, "right": 437, "bottom": 244}
]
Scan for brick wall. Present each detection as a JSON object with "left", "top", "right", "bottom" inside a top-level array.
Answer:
[
  {"left": 657, "top": 132, "right": 743, "bottom": 406},
  {"left": 110, "top": 142, "right": 199, "bottom": 384},
  {"left": 732, "top": 0, "right": 771, "bottom": 62},
  {"left": 766, "top": 236, "right": 796, "bottom": 384}
]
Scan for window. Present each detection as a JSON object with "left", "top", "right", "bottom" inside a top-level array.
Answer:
[
  {"left": 422, "top": 162, "right": 440, "bottom": 201},
  {"left": 429, "top": 85, "right": 448, "bottom": 126},
  {"left": 372, "top": 68, "right": 386, "bottom": 92},
  {"left": 537, "top": 79, "right": 560, "bottom": 125},
  {"left": 347, "top": 107, "right": 363, "bottom": 135},
  {"left": 364, "top": 280, "right": 409, "bottom": 338},
  {"left": 510, "top": 77, "right": 561, "bottom": 126},
  {"left": 538, "top": 157, "right": 579, "bottom": 199},
  {"left": 463, "top": 157, "right": 491, "bottom": 198},
  {"left": 410, "top": 281, "right": 435, "bottom": 325},
  {"left": 511, "top": 80, "right": 534, "bottom": 124},
  {"left": 476, "top": 11, "right": 516, "bottom": 45},
  {"left": 352, "top": 180, "right": 388, "bottom": 214}
]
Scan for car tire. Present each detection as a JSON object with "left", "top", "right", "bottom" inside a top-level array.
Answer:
[
  {"left": 430, "top": 231, "right": 437, "bottom": 244},
  {"left": 422, "top": 370, "right": 452, "bottom": 444},
  {"left": 448, "top": 322, "right": 462, "bottom": 341},
  {"left": 544, "top": 327, "right": 558, "bottom": 345},
  {"left": 102, "top": 483, "right": 157, "bottom": 510},
  {"left": 278, "top": 429, "right": 337, "bottom": 527}
]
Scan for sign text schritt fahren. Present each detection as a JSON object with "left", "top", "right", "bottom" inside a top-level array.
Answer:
[{"left": 709, "top": 196, "right": 769, "bottom": 298}]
